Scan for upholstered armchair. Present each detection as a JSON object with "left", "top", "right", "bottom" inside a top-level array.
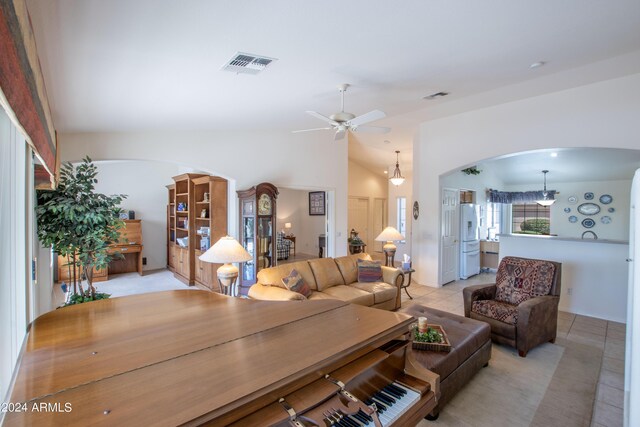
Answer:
[
  {"left": 276, "top": 232, "right": 291, "bottom": 261},
  {"left": 463, "top": 256, "right": 562, "bottom": 357}
]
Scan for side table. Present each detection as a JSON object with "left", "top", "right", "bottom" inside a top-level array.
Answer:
[
  {"left": 283, "top": 236, "right": 296, "bottom": 256},
  {"left": 399, "top": 267, "right": 415, "bottom": 299}
]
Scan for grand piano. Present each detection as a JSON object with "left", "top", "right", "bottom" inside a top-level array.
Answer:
[{"left": 3, "top": 291, "right": 439, "bottom": 426}]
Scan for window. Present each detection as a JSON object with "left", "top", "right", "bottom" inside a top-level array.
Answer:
[
  {"left": 511, "top": 203, "right": 550, "bottom": 235},
  {"left": 396, "top": 197, "right": 406, "bottom": 238},
  {"left": 486, "top": 202, "right": 501, "bottom": 239}
]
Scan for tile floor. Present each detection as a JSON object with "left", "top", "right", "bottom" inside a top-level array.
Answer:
[{"left": 402, "top": 273, "right": 625, "bottom": 427}]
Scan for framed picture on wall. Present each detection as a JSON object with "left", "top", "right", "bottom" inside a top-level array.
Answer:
[{"left": 309, "top": 191, "right": 326, "bottom": 216}]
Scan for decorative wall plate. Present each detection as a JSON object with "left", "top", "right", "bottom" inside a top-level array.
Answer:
[
  {"left": 608, "top": 207, "right": 615, "bottom": 213},
  {"left": 599, "top": 194, "right": 613, "bottom": 204},
  {"left": 413, "top": 201, "right": 419, "bottom": 220},
  {"left": 564, "top": 207, "right": 571, "bottom": 213},
  {"left": 601, "top": 216, "right": 612, "bottom": 224},
  {"left": 582, "top": 218, "right": 595, "bottom": 228},
  {"left": 567, "top": 195, "right": 578, "bottom": 204},
  {"left": 568, "top": 215, "right": 578, "bottom": 223},
  {"left": 584, "top": 192, "right": 594, "bottom": 200},
  {"left": 577, "top": 203, "right": 600, "bottom": 215}
]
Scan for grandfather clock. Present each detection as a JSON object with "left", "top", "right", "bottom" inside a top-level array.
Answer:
[{"left": 237, "top": 182, "right": 278, "bottom": 292}]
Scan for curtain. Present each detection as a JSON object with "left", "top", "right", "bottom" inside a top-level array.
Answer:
[{"left": 488, "top": 189, "right": 557, "bottom": 204}]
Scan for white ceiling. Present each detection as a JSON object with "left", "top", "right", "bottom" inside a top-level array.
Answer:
[
  {"left": 26, "top": 0, "right": 640, "bottom": 176},
  {"left": 469, "top": 148, "right": 640, "bottom": 186}
]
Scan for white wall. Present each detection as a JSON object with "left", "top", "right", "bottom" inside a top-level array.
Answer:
[
  {"left": 505, "top": 179, "right": 632, "bottom": 241},
  {"left": 414, "top": 72, "right": 640, "bottom": 286},
  {"left": 91, "top": 160, "right": 181, "bottom": 271},
  {"left": 348, "top": 160, "right": 389, "bottom": 253},
  {"left": 276, "top": 187, "right": 324, "bottom": 256},
  {"left": 58, "top": 130, "right": 349, "bottom": 258}
]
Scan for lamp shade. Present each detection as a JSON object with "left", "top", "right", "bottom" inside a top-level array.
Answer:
[
  {"left": 375, "top": 226, "right": 405, "bottom": 242},
  {"left": 284, "top": 223, "right": 292, "bottom": 229},
  {"left": 199, "top": 236, "right": 252, "bottom": 264}
]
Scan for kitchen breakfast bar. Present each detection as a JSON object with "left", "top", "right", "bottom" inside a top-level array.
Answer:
[{"left": 498, "top": 234, "right": 629, "bottom": 323}]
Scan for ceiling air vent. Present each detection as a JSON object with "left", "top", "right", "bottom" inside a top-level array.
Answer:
[
  {"left": 222, "top": 52, "right": 277, "bottom": 75},
  {"left": 423, "top": 91, "right": 449, "bottom": 100}
]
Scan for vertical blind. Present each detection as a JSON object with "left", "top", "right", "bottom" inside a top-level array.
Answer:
[{"left": 0, "top": 107, "right": 27, "bottom": 401}]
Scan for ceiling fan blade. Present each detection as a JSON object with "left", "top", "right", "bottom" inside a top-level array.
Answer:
[
  {"left": 292, "top": 127, "right": 333, "bottom": 133},
  {"left": 334, "top": 129, "right": 346, "bottom": 141},
  {"left": 347, "top": 109, "right": 386, "bottom": 127},
  {"left": 306, "top": 111, "right": 339, "bottom": 126},
  {"left": 352, "top": 125, "right": 391, "bottom": 134}
]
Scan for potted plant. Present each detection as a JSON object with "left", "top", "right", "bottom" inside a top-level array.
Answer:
[{"left": 36, "top": 157, "right": 127, "bottom": 305}]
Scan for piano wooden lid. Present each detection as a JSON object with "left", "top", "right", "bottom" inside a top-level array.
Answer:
[{"left": 5, "top": 291, "right": 413, "bottom": 426}]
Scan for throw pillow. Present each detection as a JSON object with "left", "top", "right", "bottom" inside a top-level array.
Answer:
[
  {"left": 357, "top": 259, "right": 383, "bottom": 283},
  {"left": 282, "top": 269, "right": 312, "bottom": 298}
]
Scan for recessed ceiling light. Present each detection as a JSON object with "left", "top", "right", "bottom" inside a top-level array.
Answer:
[
  {"left": 383, "top": 170, "right": 388, "bottom": 174},
  {"left": 529, "top": 61, "right": 546, "bottom": 69},
  {"left": 550, "top": 152, "right": 558, "bottom": 157}
]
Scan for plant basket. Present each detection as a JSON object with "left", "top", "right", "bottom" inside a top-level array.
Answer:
[{"left": 411, "top": 324, "right": 452, "bottom": 352}]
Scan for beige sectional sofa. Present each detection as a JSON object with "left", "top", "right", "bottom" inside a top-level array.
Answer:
[{"left": 248, "top": 253, "right": 403, "bottom": 310}]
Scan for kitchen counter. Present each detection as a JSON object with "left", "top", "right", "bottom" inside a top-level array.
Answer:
[{"left": 498, "top": 234, "right": 629, "bottom": 322}]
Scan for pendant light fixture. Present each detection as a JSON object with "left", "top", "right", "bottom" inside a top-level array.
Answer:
[
  {"left": 536, "top": 170, "right": 555, "bottom": 206},
  {"left": 389, "top": 150, "right": 405, "bottom": 186}
]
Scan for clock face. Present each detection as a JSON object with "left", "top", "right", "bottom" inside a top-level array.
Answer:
[{"left": 258, "top": 194, "right": 272, "bottom": 216}]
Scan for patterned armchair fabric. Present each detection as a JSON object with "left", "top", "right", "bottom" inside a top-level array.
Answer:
[
  {"left": 463, "top": 256, "right": 562, "bottom": 357},
  {"left": 276, "top": 232, "right": 291, "bottom": 260}
]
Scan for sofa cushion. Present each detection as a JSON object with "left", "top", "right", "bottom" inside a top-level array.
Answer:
[
  {"left": 357, "top": 259, "right": 383, "bottom": 282},
  {"left": 494, "top": 256, "right": 556, "bottom": 305},
  {"left": 257, "top": 261, "right": 318, "bottom": 290},
  {"left": 308, "top": 258, "right": 345, "bottom": 291},
  {"left": 322, "top": 285, "right": 375, "bottom": 306},
  {"left": 282, "top": 269, "right": 312, "bottom": 298},
  {"left": 335, "top": 253, "right": 372, "bottom": 285},
  {"left": 351, "top": 281, "right": 397, "bottom": 304},
  {"left": 307, "top": 291, "right": 339, "bottom": 301},
  {"left": 471, "top": 300, "right": 519, "bottom": 325}
]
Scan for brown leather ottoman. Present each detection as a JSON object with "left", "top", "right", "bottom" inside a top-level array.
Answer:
[{"left": 400, "top": 305, "right": 491, "bottom": 420}]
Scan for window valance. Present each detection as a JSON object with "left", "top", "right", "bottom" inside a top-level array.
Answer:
[
  {"left": 488, "top": 189, "right": 557, "bottom": 204},
  {"left": 0, "top": 0, "right": 56, "bottom": 184}
]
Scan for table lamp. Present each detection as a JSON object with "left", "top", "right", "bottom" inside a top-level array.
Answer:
[
  {"left": 375, "top": 226, "right": 405, "bottom": 267},
  {"left": 284, "top": 222, "right": 292, "bottom": 236},
  {"left": 199, "top": 236, "right": 252, "bottom": 296}
]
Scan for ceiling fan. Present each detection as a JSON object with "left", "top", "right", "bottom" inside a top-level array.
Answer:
[{"left": 293, "top": 84, "right": 391, "bottom": 141}]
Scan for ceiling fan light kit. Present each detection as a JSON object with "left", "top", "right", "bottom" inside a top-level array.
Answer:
[
  {"left": 390, "top": 150, "right": 405, "bottom": 186},
  {"left": 293, "top": 83, "right": 391, "bottom": 140}
]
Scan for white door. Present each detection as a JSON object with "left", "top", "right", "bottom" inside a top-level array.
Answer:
[
  {"left": 348, "top": 197, "right": 369, "bottom": 247},
  {"left": 441, "top": 188, "right": 459, "bottom": 284},
  {"left": 373, "top": 198, "right": 387, "bottom": 252}
]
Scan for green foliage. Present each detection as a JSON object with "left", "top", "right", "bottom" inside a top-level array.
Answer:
[
  {"left": 518, "top": 218, "right": 550, "bottom": 235},
  {"left": 461, "top": 166, "right": 481, "bottom": 175},
  {"left": 414, "top": 327, "right": 444, "bottom": 343},
  {"left": 61, "top": 292, "right": 111, "bottom": 307},
  {"left": 36, "top": 156, "right": 127, "bottom": 301}
]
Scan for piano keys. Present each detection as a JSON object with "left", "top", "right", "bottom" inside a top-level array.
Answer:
[{"left": 4, "top": 291, "right": 439, "bottom": 426}]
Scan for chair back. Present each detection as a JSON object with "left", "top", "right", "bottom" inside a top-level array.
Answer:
[{"left": 496, "top": 256, "right": 562, "bottom": 304}]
